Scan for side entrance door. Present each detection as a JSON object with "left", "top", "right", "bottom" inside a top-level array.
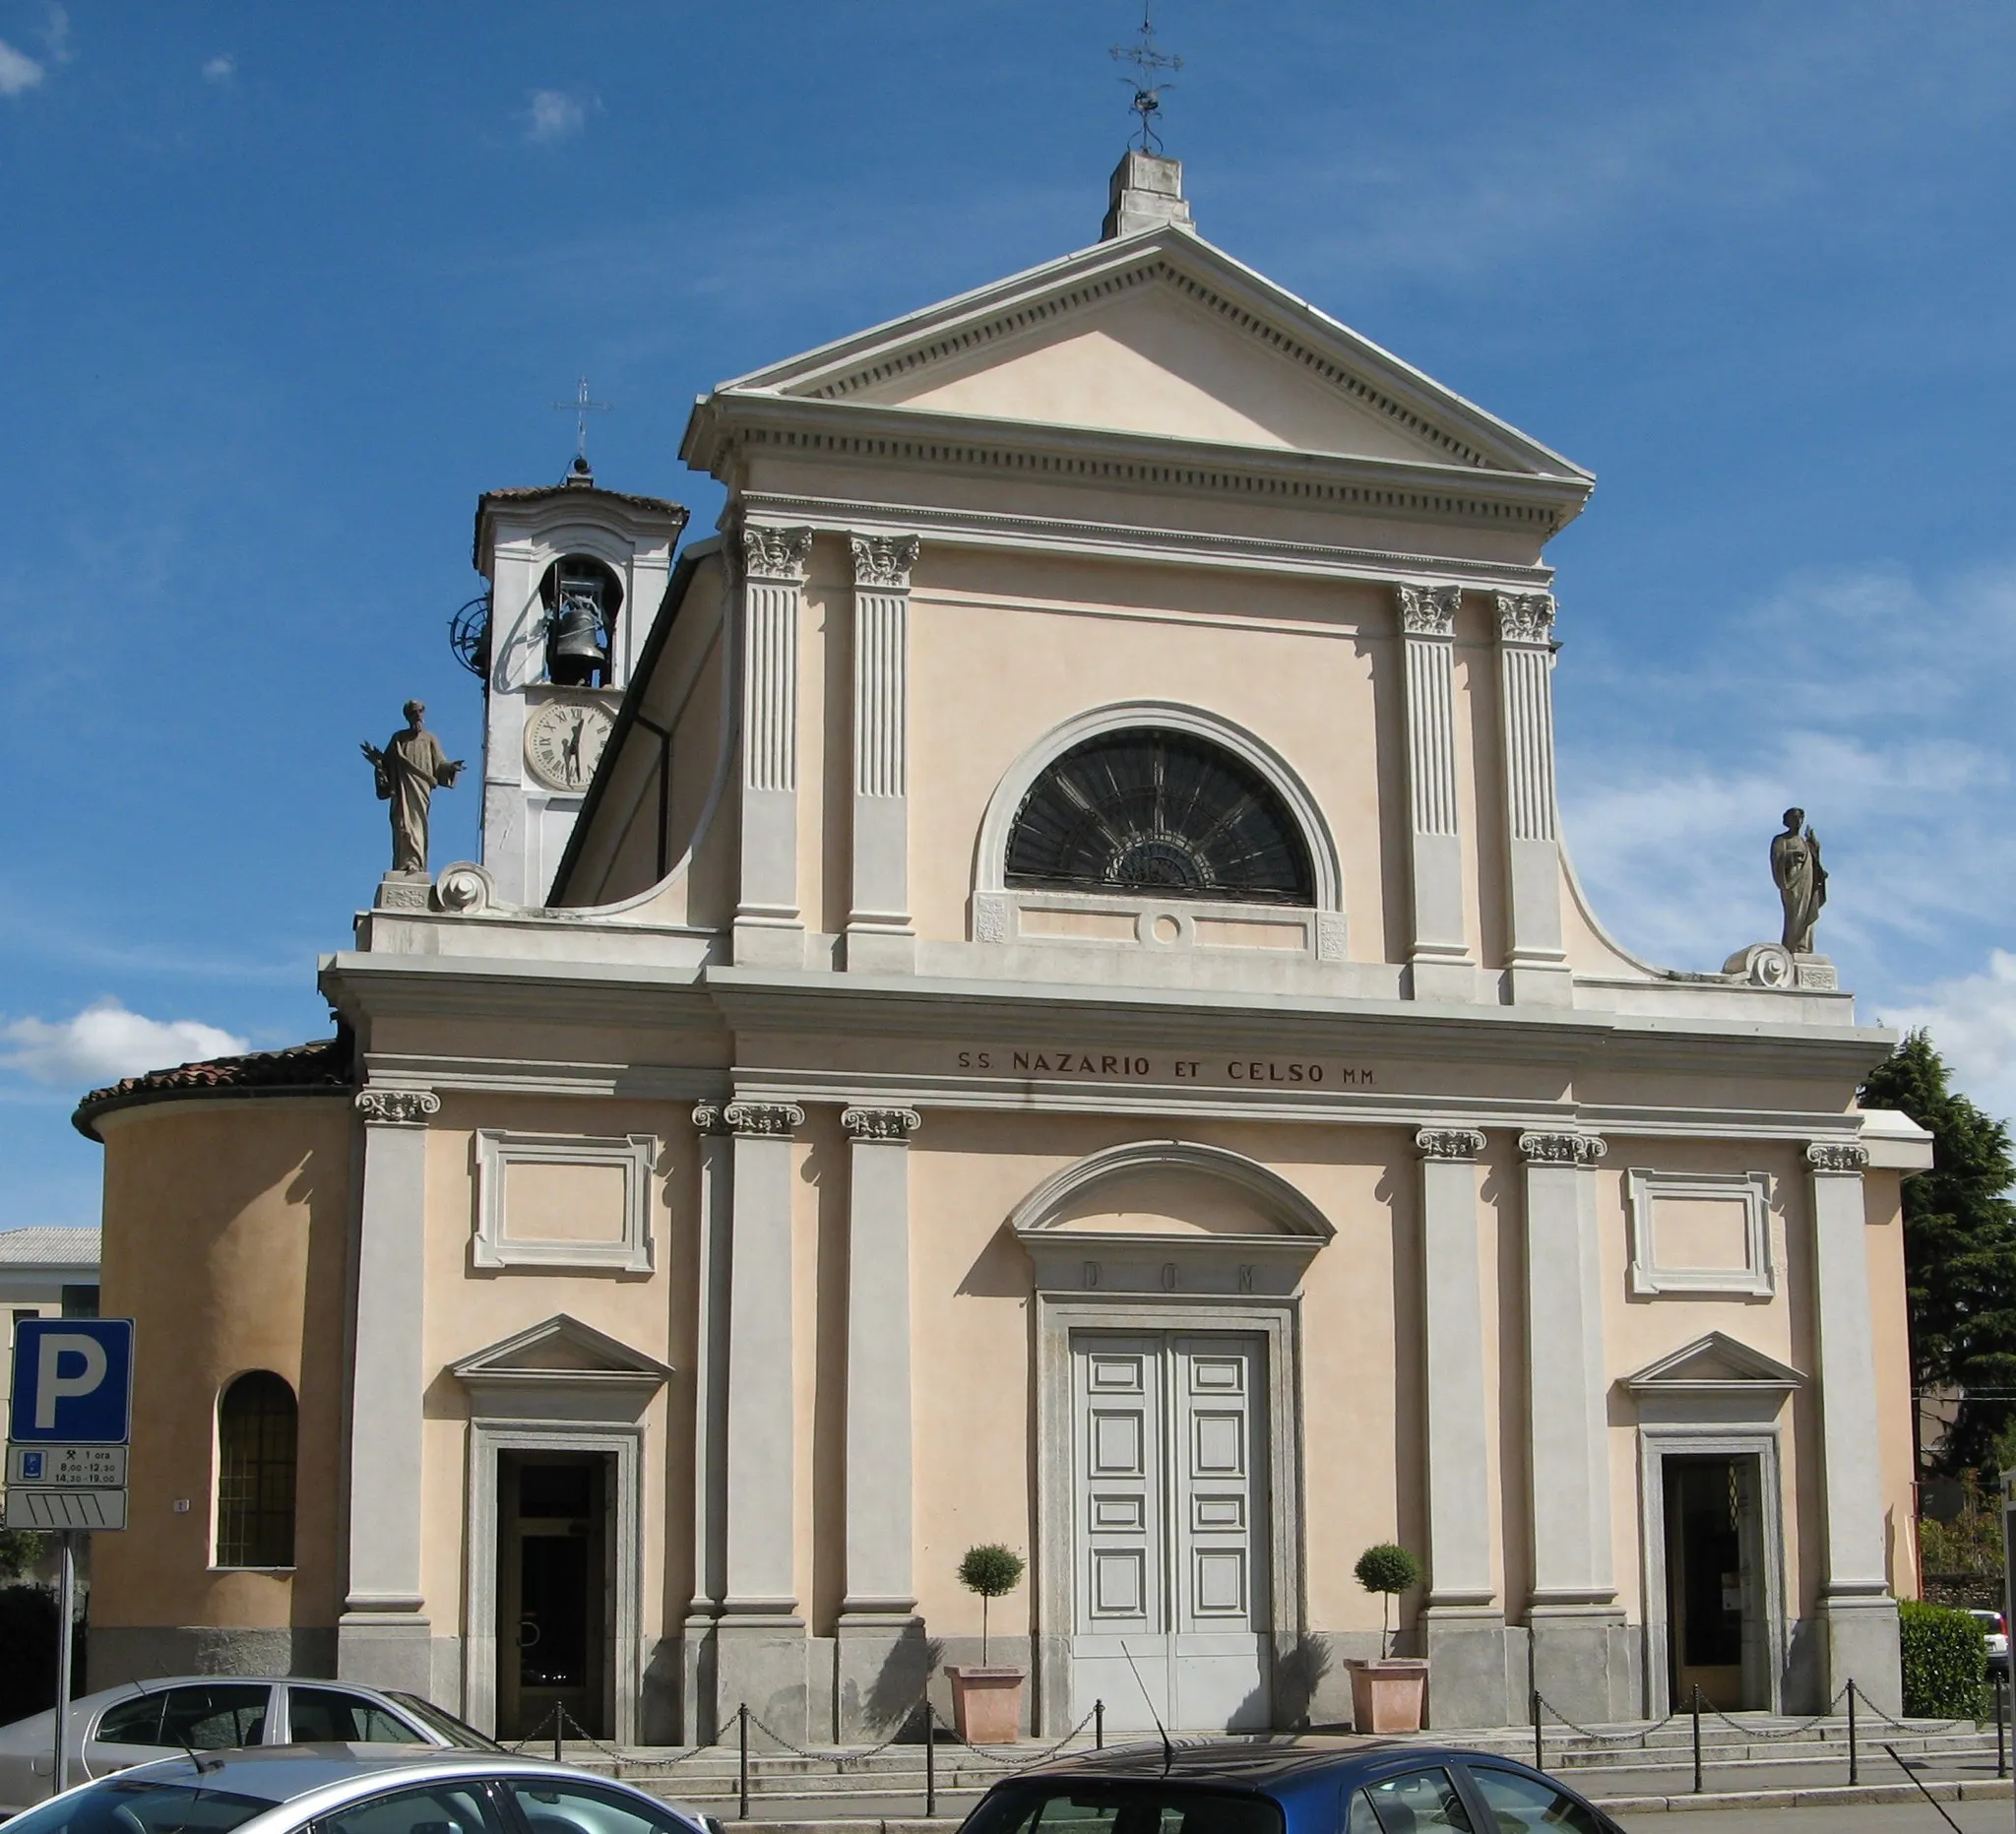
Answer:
[{"left": 1069, "top": 1330, "right": 1270, "bottom": 1731}]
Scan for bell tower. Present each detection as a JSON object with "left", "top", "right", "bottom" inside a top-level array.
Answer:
[{"left": 467, "top": 458, "right": 689, "bottom": 906}]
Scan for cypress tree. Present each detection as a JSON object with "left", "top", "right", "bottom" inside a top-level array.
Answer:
[{"left": 1862, "top": 1030, "right": 2016, "bottom": 1475}]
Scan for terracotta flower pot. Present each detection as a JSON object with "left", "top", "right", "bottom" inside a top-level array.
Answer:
[
  {"left": 946, "top": 1665, "right": 1027, "bottom": 1743},
  {"left": 1345, "top": 1657, "right": 1428, "bottom": 1734}
]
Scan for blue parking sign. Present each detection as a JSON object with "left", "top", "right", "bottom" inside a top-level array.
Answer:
[{"left": 8, "top": 1319, "right": 133, "bottom": 1444}]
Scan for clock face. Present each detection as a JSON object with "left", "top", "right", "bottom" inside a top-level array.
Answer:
[{"left": 525, "top": 700, "right": 614, "bottom": 792}]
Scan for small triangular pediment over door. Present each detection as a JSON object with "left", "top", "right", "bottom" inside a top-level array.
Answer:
[
  {"left": 450, "top": 1313, "right": 671, "bottom": 1423},
  {"left": 1624, "top": 1332, "right": 1804, "bottom": 1423}
]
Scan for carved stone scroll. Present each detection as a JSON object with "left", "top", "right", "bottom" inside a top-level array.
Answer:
[
  {"left": 841, "top": 1107, "right": 922, "bottom": 1143},
  {"left": 1519, "top": 1130, "right": 1606, "bottom": 1166},
  {"left": 355, "top": 1089, "right": 441, "bottom": 1126},
  {"left": 723, "top": 1100, "right": 805, "bottom": 1138},
  {"left": 1415, "top": 1127, "right": 1487, "bottom": 1162}
]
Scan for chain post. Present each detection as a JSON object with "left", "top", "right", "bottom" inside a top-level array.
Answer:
[
  {"left": 1531, "top": 1688, "right": 1543, "bottom": 1771},
  {"left": 1998, "top": 1672, "right": 2007, "bottom": 1778},
  {"left": 1847, "top": 1678, "right": 1858, "bottom": 1788},
  {"left": 1096, "top": 1698, "right": 1104, "bottom": 1750},
  {"left": 926, "top": 1700, "right": 937, "bottom": 1818},
  {"left": 738, "top": 1703, "right": 750, "bottom": 1821},
  {"left": 1690, "top": 1687, "right": 1703, "bottom": 1795},
  {"left": 552, "top": 1704, "right": 564, "bottom": 1765}
]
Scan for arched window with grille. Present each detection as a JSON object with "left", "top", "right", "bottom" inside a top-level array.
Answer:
[
  {"left": 216, "top": 1371, "right": 297, "bottom": 1569},
  {"left": 1005, "top": 727, "right": 1316, "bottom": 905}
]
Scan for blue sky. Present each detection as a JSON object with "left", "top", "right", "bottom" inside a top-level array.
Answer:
[{"left": 6, "top": 1, "right": 2016, "bottom": 1226}]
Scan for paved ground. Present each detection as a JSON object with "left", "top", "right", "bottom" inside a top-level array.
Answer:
[{"left": 1614, "top": 1807, "right": 2016, "bottom": 1833}]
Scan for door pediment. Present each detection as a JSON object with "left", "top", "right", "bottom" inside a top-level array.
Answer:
[
  {"left": 1625, "top": 1332, "right": 1803, "bottom": 1423},
  {"left": 451, "top": 1314, "right": 671, "bottom": 1423},
  {"left": 1012, "top": 1141, "right": 1331, "bottom": 1296}
]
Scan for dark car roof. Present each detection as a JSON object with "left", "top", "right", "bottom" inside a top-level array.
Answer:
[{"left": 1018, "top": 1737, "right": 1503, "bottom": 1790}]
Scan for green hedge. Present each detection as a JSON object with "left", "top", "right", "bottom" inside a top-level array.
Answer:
[{"left": 1900, "top": 1600, "right": 1986, "bottom": 1718}]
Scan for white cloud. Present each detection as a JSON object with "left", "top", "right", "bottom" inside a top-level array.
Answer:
[
  {"left": 1883, "top": 951, "right": 2016, "bottom": 1125},
  {"left": 0, "top": 999, "right": 247, "bottom": 1089},
  {"left": 41, "top": 5, "right": 70, "bottom": 64},
  {"left": 1559, "top": 559, "right": 2016, "bottom": 996},
  {"left": 0, "top": 38, "right": 44, "bottom": 95},
  {"left": 525, "top": 90, "right": 585, "bottom": 144},
  {"left": 202, "top": 53, "right": 235, "bottom": 85}
]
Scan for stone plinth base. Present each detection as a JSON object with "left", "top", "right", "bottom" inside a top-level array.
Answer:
[
  {"left": 1529, "top": 1606, "right": 1634, "bottom": 1725},
  {"left": 336, "top": 1610, "right": 432, "bottom": 1694},
  {"left": 1822, "top": 1593, "right": 1902, "bottom": 1716},
  {"left": 1420, "top": 1608, "right": 1523, "bottom": 1728},
  {"left": 375, "top": 871, "right": 431, "bottom": 911},
  {"left": 837, "top": 1613, "right": 929, "bottom": 1742},
  {"left": 713, "top": 1613, "right": 809, "bottom": 1744}
]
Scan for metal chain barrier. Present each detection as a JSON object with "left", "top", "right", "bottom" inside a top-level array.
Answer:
[
  {"left": 937, "top": 1706, "right": 1100, "bottom": 1767},
  {"left": 1533, "top": 1694, "right": 1682, "bottom": 1745},
  {"left": 1699, "top": 1687, "right": 1852, "bottom": 1740},
  {"left": 743, "top": 1700, "right": 937, "bottom": 1767},
  {"left": 1855, "top": 1695, "right": 1977, "bottom": 1738}
]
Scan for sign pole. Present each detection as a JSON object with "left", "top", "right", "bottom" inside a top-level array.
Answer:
[
  {"left": 52, "top": 1529, "right": 74, "bottom": 1795},
  {"left": 2000, "top": 1469, "right": 2016, "bottom": 1834}
]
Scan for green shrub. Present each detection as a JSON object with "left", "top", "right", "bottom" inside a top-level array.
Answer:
[
  {"left": 1900, "top": 1599, "right": 1986, "bottom": 1717},
  {"left": 958, "top": 1544, "right": 1026, "bottom": 1664},
  {"left": 1354, "top": 1543, "right": 1423, "bottom": 1657}
]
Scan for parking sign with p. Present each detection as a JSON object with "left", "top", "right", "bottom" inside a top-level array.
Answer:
[{"left": 9, "top": 1318, "right": 133, "bottom": 1444}]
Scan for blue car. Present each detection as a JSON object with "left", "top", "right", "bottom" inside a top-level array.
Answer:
[{"left": 959, "top": 1740, "right": 1623, "bottom": 1834}]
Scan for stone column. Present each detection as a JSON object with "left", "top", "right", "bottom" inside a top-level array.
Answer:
[
  {"left": 715, "top": 1099, "right": 808, "bottom": 1738},
  {"left": 1493, "top": 593, "right": 1571, "bottom": 1006},
  {"left": 846, "top": 535, "right": 919, "bottom": 973},
  {"left": 1396, "top": 585, "right": 1475, "bottom": 1000},
  {"left": 1518, "top": 1129, "right": 1628, "bottom": 1721},
  {"left": 337, "top": 1087, "right": 440, "bottom": 1694},
  {"left": 836, "top": 1107, "right": 925, "bottom": 1737},
  {"left": 1414, "top": 1127, "right": 1510, "bottom": 1724},
  {"left": 680, "top": 1103, "right": 735, "bottom": 1744},
  {"left": 1806, "top": 1141, "right": 1902, "bottom": 1712},
  {"left": 734, "top": 525, "right": 812, "bottom": 969}
]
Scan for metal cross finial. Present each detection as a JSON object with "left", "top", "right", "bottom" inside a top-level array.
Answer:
[
  {"left": 553, "top": 375, "right": 611, "bottom": 466},
  {"left": 1109, "top": 9, "right": 1181, "bottom": 154}
]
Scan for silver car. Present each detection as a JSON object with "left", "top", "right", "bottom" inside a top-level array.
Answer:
[
  {"left": 0, "top": 1679, "right": 497, "bottom": 1811},
  {"left": 0, "top": 1748, "right": 714, "bottom": 1834}
]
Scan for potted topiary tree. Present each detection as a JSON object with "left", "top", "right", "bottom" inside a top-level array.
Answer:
[
  {"left": 1344, "top": 1543, "right": 1428, "bottom": 1733},
  {"left": 946, "top": 1544, "right": 1028, "bottom": 1743}
]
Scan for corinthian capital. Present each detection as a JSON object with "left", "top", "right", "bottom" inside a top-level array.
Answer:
[
  {"left": 1805, "top": 1141, "right": 1869, "bottom": 1173},
  {"left": 355, "top": 1088, "right": 440, "bottom": 1126},
  {"left": 1397, "top": 583, "right": 1461, "bottom": 637},
  {"left": 1494, "top": 592, "right": 1556, "bottom": 645},
  {"left": 740, "top": 524, "right": 813, "bottom": 584},
  {"left": 723, "top": 1100, "right": 805, "bottom": 1138},
  {"left": 842, "top": 1106, "right": 922, "bottom": 1143},
  {"left": 1415, "top": 1127, "right": 1486, "bottom": 1163},
  {"left": 849, "top": 534, "right": 920, "bottom": 592},
  {"left": 1519, "top": 1129, "right": 1606, "bottom": 1166}
]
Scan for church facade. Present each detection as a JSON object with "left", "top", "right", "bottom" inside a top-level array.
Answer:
[{"left": 79, "top": 154, "right": 1929, "bottom": 1742}]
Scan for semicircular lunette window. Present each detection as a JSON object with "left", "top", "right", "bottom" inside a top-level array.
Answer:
[{"left": 1005, "top": 728, "right": 1315, "bottom": 906}]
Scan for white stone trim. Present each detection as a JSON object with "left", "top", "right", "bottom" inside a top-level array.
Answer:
[
  {"left": 1807, "top": 1150, "right": 1889, "bottom": 1604},
  {"left": 735, "top": 525, "right": 811, "bottom": 964},
  {"left": 1395, "top": 588, "right": 1471, "bottom": 989},
  {"left": 472, "top": 1130, "right": 658, "bottom": 1272},
  {"left": 973, "top": 701, "right": 1343, "bottom": 943},
  {"left": 1634, "top": 1423, "right": 1790, "bottom": 1718},
  {"left": 970, "top": 886, "right": 1344, "bottom": 966},
  {"left": 848, "top": 534, "right": 918, "bottom": 966},
  {"left": 1418, "top": 1137, "right": 1493, "bottom": 1608},
  {"left": 1625, "top": 1169, "right": 1774, "bottom": 1298},
  {"left": 461, "top": 1417, "right": 646, "bottom": 1743}
]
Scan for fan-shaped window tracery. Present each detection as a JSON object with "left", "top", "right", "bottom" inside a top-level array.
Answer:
[{"left": 1005, "top": 727, "right": 1315, "bottom": 905}]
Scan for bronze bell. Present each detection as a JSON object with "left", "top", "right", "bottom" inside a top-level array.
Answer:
[{"left": 548, "top": 589, "right": 607, "bottom": 686}]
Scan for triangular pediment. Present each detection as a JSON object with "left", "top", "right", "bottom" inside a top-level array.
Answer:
[
  {"left": 450, "top": 1314, "right": 671, "bottom": 1387},
  {"left": 1625, "top": 1333, "right": 1804, "bottom": 1394},
  {"left": 704, "top": 229, "right": 1590, "bottom": 480}
]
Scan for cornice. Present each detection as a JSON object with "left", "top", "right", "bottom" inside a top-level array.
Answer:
[
  {"left": 320, "top": 955, "right": 1894, "bottom": 1086},
  {"left": 702, "top": 230, "right": 1589, "bottom": 482},
  {"left": 737, "top": 491, "right": 1555, "bottom": 592},
  {"left": 688, "top": 395, "right": 1593, "bottom": 538}
]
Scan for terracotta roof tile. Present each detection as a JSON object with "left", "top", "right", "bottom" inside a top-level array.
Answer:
[{"left": 72, "top": 1035, "right": 353, "bottom": 1140}]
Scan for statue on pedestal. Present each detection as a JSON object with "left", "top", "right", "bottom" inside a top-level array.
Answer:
[
  {"left": 362, "top": 701, "right": 463, "bottom": 876},
  {"left": 1771, "top": 807, "right": 1827, "bottom": 954}
]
